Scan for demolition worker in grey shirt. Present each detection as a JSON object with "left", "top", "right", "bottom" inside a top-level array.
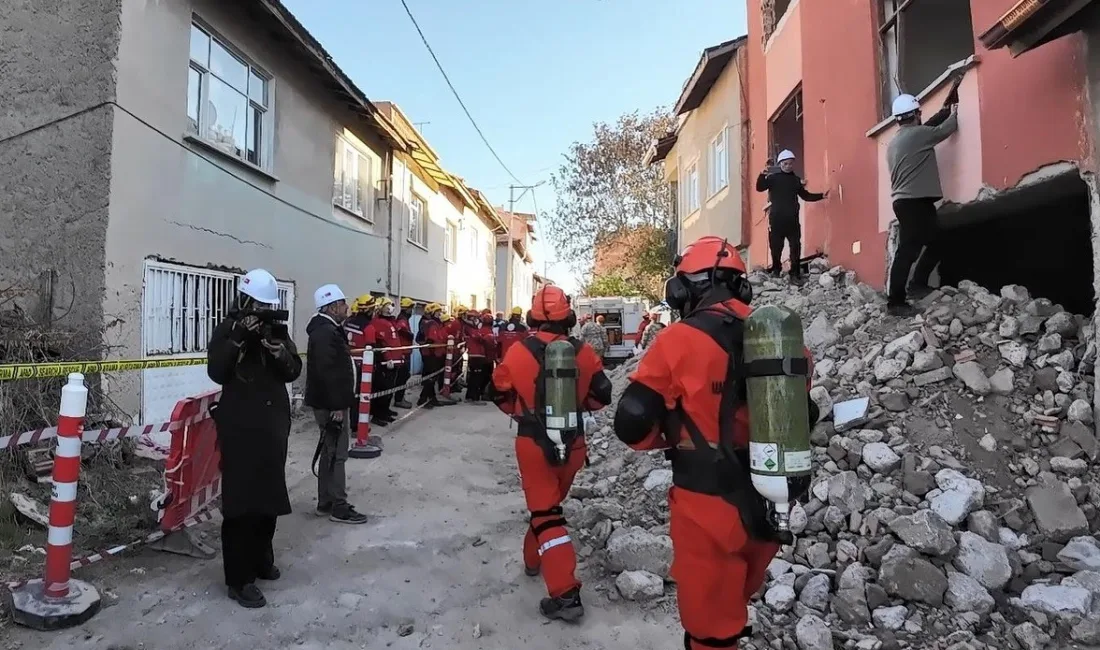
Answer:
[{"left": 885, "top": 91, "right": 959, "bottom": 317}]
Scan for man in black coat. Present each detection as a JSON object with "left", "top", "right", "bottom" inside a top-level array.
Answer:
[
  {"left": 755, "top": 149, "right": 829, "bottom": 282},
  {"left": 207, "top": 268, "right": 302, "bottom": 609},
  {"left": 304, "top": 284, "right": 369, "bottom": 525}
]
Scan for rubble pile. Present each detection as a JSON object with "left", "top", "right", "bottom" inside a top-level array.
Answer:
[{"left": 570, "top": 258, "right": 1100, "bottom": 649}]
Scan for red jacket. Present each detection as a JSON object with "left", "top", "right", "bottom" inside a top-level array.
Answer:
[
  {"left": 498, "top": 319, "right": 529, "bottom": 359},
  {"left": 344, "top": 313, "right": 376, "bottom": 352},
  {"left": 373, "top": 316, "right": 404, "bottom": 363},
  {"left": 395, "top": 316, "right": 414, "bottom": 359},
  {"left": 446, "top": 318, "right": 464, "bottom": 344},
  {"left": 416, "top": 317, "right": 448, "bottom": 358},
  {"left": 463, "top": 320, "right": 492, "bottom": 357}
]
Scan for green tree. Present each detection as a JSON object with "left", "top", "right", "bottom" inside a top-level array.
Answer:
[
  {"left": 583, "top": 274, "right": 644, "bottom": 298},
  {"left": 545, "top": 108, "right": 676, "bottom": 297}
]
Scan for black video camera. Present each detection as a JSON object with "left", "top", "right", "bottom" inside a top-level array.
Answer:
[{"left": 237, "top": 308, "right": 290, "bottom": 341}]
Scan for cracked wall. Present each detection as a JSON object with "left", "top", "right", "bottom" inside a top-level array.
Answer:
[{"left": 0, "top": 0, "right": 122, "bottom": 354}]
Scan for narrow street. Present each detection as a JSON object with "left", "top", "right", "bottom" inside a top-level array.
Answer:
[{"left": 6, "top": 403, "right": 680, "bottom": 650}]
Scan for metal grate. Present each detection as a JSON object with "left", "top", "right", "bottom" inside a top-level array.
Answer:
[{"left": 143, "top": 261, "right": 294, "bottom": 356}]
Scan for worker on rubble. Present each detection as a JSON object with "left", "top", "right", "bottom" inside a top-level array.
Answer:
[
  {"left": 498, "top": 306, "right": 530, "bottom": 358},
  {"left": 371, "top": 297, "right": 403, "bottom": 424},
  {"left": 393, "top": 297, "right": 416, "bottom": 409},
  {"left": 755, "top": 150, "right": 829, "bottom": 283},
  {"left": 486, "top": 285, "right": 613, "bottom": 622},
  {"left": 304, "top": 284, "right": 369, "bottom": 527},
  {"left": 414, "top": 303, "right": 447, "bottom": 408},
  {"left": 207, "top": 269, "right": 302, "bottom": 608},
  {"left": 885, "top": 86, "right": 960, "bottom": 317},
  {"left": 612, "top": 236, "right": 817, "bottom": 648},
  {"left": 578, "top": 312, "right": 609, "bottom": 359},
  {"left": 462, "top": 309, "right": 493, "bottom": 403}
]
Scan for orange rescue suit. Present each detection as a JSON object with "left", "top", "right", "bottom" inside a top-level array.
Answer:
[
  {"left": 615, "top": 298, "right": 814, "bottom": 649},
  {"left": 492, "top": 330, "right": 612, "bottom": 599}
]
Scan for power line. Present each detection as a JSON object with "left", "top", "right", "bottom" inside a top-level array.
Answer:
[{"left": 397, "top": 0, "right": 525, "bottom": 185}]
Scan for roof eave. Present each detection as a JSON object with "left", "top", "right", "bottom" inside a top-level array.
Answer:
[
  {"left": 672, "top": 36, "right": 746, "bottom": 116},
  {"left": 979, "top": 0, "right": 1097, "bottom": 55}
]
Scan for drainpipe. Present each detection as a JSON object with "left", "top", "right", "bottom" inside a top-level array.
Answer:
[
  {"left": 384, "top": 148, "right": 395, "bottom": 295},
  {"left": 394, "top": 154, "right": 407, "bottom": 299}
]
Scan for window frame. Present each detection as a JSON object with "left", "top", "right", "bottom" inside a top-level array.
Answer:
[
  {"left": 445, "top": 221, "right": 458, "bottom": 262},
  {"left": 684, "top": 160, "right": 700, "bottom": 215},
  {"left": 707, "top": 127, "right": 729, "bottom": 198},
  {"left": 332, "top": 135, "right": 375, "bottom": 222},
  {"left": 186, "top": 19, "right": 274, "bottom": 171},
  {"left": 408, "top": 193, "right": 428, "bottom": 249}
]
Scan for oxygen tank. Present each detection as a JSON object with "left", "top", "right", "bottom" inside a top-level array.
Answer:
[
  {"left": 743, "top": 305, "right": 812, "bottom": 537},
  {"left": 543, "top": 340, "right": 579, "bottom": 462}
]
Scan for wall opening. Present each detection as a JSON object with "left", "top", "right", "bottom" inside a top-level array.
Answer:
[
  {"left": 935, "top": 172, "right": 1095, "bottom": 316},
  {"left": 769, "top": 89, "right": 804, "bottom": 177},
  {"left": 879, "top": 0, "right": 975, "bottom": 115}
]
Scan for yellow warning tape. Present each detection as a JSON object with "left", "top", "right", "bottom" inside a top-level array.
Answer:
[{"left": 0, "top": 357, "right": 214, "bottom": 382}]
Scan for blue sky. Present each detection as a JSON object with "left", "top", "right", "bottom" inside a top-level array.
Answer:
[{"left": 283, "top": 0, "right": 747, "bottom": 292}]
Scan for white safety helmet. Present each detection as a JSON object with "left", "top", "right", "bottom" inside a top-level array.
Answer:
[
  {"left": 776, "top": 149, "right": 796, "bottom": 163},
  {"left": 314, "top": 284, "right": 346, "bottom": 311},
  {"left": 891, "top": 94, "right": 921, "bottom": 119},
  {"left": 239, "top": 269, "right": 280, "bottom": 305}
]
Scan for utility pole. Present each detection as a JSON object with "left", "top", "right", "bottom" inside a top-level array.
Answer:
[
  {"left": 413, "top": 121, "right": 431, "bottom": 134},
  {"left": 507, "top": 182, "right": 545, "bottom": 312}
]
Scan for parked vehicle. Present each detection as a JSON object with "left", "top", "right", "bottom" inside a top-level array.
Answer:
[{"left": 573, "top": 296, "right": 649, "bottom": 365}]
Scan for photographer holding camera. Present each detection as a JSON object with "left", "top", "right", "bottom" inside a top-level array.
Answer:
[{"left": 207, "top": 268, "right": 302, "bottom": 609}]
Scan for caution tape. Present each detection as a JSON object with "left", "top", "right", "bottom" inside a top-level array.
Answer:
[
  {"left": 0, "top": 342, "right": 466, "bottom": 382},
  {"left": 365, "top": 367, "right": 445, "bottom": 399},
  {"left": 4, "top": 507, "right": 221, "bottom": 591},
  {"left": 0, "top": 409, "right": 212, "bottom": 450}
]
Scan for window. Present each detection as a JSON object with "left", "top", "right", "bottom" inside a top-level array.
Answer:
[
  {"left": 879, "top": 0, "right": 975, "bottom": 116},
  {"left": 187, "top": 21, "right": 272, "bottom": 169},
  {"left": 468, "top": 230, "right": 478, "bottom": 259},
  {"left": 408, "top": 194, "right": 428, "bottom": 248},
  {"left": 445, "top": 221, "right": 458, "bottom": 262},
  {"left": 684, "top": 162, "right": 700, "bottom": 214},
  {"left": 763, "top": 0, "right": 795, "bottom": 41},
  {"left": 708, "top": 129, "right": 729, "bottom": 196},
  {"left": 333, "top": 137, "right": 375, "bottom": 220},
  {"left": 142, "top": 261, "right": 293, "bottom": 356}
]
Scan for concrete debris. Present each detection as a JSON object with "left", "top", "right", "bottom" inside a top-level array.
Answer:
[{"left": 572, "top": 260, "right": 1099, "bottom": 649}]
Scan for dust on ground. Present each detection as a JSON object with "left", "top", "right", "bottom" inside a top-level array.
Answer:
[{"left": 3, "top": 403, "right": 682, "bottom": 650}]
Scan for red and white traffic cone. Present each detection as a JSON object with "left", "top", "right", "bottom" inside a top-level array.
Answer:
[
  {"left": 349, "top": 347, "right": 382, "bottom": 459},
  {"left": 440, "top": 337, "right": 460, "bottom": 404},
  {"left": 10, "top": 373, "right": 102, "bottom": 630}
]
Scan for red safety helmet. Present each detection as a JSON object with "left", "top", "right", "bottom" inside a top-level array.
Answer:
[
  {"left": 666, "top": 236, "right": 751, "bottom": 313},
  {"left": 674, "top": 236, "right": 746, "bottom": 275},
  {"left": 530, "top": 286, "right": 573, "bottom": 323}
]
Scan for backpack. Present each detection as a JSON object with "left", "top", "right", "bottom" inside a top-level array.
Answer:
[{"left": 514, "top": 336, "right": 586, "bottom": 466}]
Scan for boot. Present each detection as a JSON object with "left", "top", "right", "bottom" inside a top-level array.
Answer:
[
  {"left": 228, "top": 583, "right": 266, "bottom": 608},
  {"left": 539, "top": 587, "right": 584, "bottom": 622},
  {"left": 886, "top": 302, "right": 918, "bottom": 318},
  {"left": 395, "top": 399, "right": 413, "bottom": 409},
  {"left": 257, "top": 565, "right": 281, "bottom": 581}
]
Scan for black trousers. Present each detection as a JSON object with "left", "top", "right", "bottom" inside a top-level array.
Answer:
[
  {"left": 372, "top": 366, "right": 397, "bottom": 418},
  {"left": 394, "top": 362, "right": 411, "bottom": 403},
  {"left": 466, "top": 357, "right": 491, "bottom": 400},
  {"left": 768, "top": 219, "right": 801, "bottom": 276},
  {"left": 888, "top": 198, "right": 941, "bottom": 304},
  {"left": 222, "top": 514, "right": 276, "bottom": 588},
  {"left": 419, "top": 357, "right": 441, "bottom": 404}
]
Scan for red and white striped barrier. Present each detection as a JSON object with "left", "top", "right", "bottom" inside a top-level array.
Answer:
[
  {"left": 349, "top": 347, "right": 379, "bottom": 459},
  {"left": 9, "top": 373, "right": 102, "bottom": 630},
  {"left": 0, "top": 410, "right": 213, "bottom": 451},
  {"left": 442, "top": 336, "right": 455, "bottom": 398}
]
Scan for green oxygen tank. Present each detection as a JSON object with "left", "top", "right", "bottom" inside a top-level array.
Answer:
[
  {"left": 743, "top": 304, "right": 812, "bottom": 537},
  {"left": 543, "top": 340, "right": 580, "bottom": 463}
]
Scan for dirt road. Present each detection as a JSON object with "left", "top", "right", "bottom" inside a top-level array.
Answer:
[{"left": 6, "top": 403, "right": 681, "bottom": 650}]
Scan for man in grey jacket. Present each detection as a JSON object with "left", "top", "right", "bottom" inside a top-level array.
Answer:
[{"left": 885, "top": 90, "right": 959, "bottom": 317}]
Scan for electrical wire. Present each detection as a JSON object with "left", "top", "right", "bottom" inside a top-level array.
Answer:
[{"left": 397, "top": 0, "right": 525, "bottom": 185}]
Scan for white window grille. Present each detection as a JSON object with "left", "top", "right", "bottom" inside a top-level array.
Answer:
[
  {"left": 333, "top": 136, "right": 374, "bottom": 220},
  {"left": 708, "top": 128, "right": 729, "bottom": 196},
  {"left": 445, "top": 221, "right": 458, "bottom": 262},
  {"left": 142, "top": 261, "right": 294, "bottom": 356},
  {"left": 187, "top": 20, "right": 272, "bottom": 169}
]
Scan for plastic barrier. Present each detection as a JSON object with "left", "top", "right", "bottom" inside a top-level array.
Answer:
[
  {"left": 8, "top": 373, "right": 102, "bottom": 631},
  {"left": 158, "top": 390, "right": 222, "bottom": 533}
]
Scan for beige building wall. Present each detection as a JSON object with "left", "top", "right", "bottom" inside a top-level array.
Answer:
[{"left": 666, "top": 56, "right": 745, "bottom": 248}]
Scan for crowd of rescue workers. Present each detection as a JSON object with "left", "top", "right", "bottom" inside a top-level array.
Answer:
[
  {"left": 204, "top": 234, "right": 803, "bottom": 650},
  {"left": 200, "top": 84, "right": 959, "bottom": 649}
]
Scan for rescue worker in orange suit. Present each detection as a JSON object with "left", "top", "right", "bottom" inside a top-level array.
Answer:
[
  {"left": 612, "top": 236, "right": 817, "bottom": 649},
  {"left": 414, "top": 303, "right": 447, "bottom": 408},
  {"left": 462, "top": 309, "right": 492, "bottom": 403},
  {"left": 393, "top": 297, "right": 416, "bottom": 409},
  {"left": 498, "top": 306, "right": 529, "bottom": 359},
  {"left": 343, "top": 295, "right": 377, "bottom": 410},
  {"left": 371, "top": 297, "right": 404, "bottom": 425},
  {"left": 487, "top": 286, "right": 612, "bottom": 622},
  {"left": 449, "top": 306, "right": 467, "bottom": 391}
]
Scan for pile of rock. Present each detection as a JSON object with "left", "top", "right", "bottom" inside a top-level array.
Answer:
[{"left": 569, "top": 259, "right": 1100, "bottom": 650}]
